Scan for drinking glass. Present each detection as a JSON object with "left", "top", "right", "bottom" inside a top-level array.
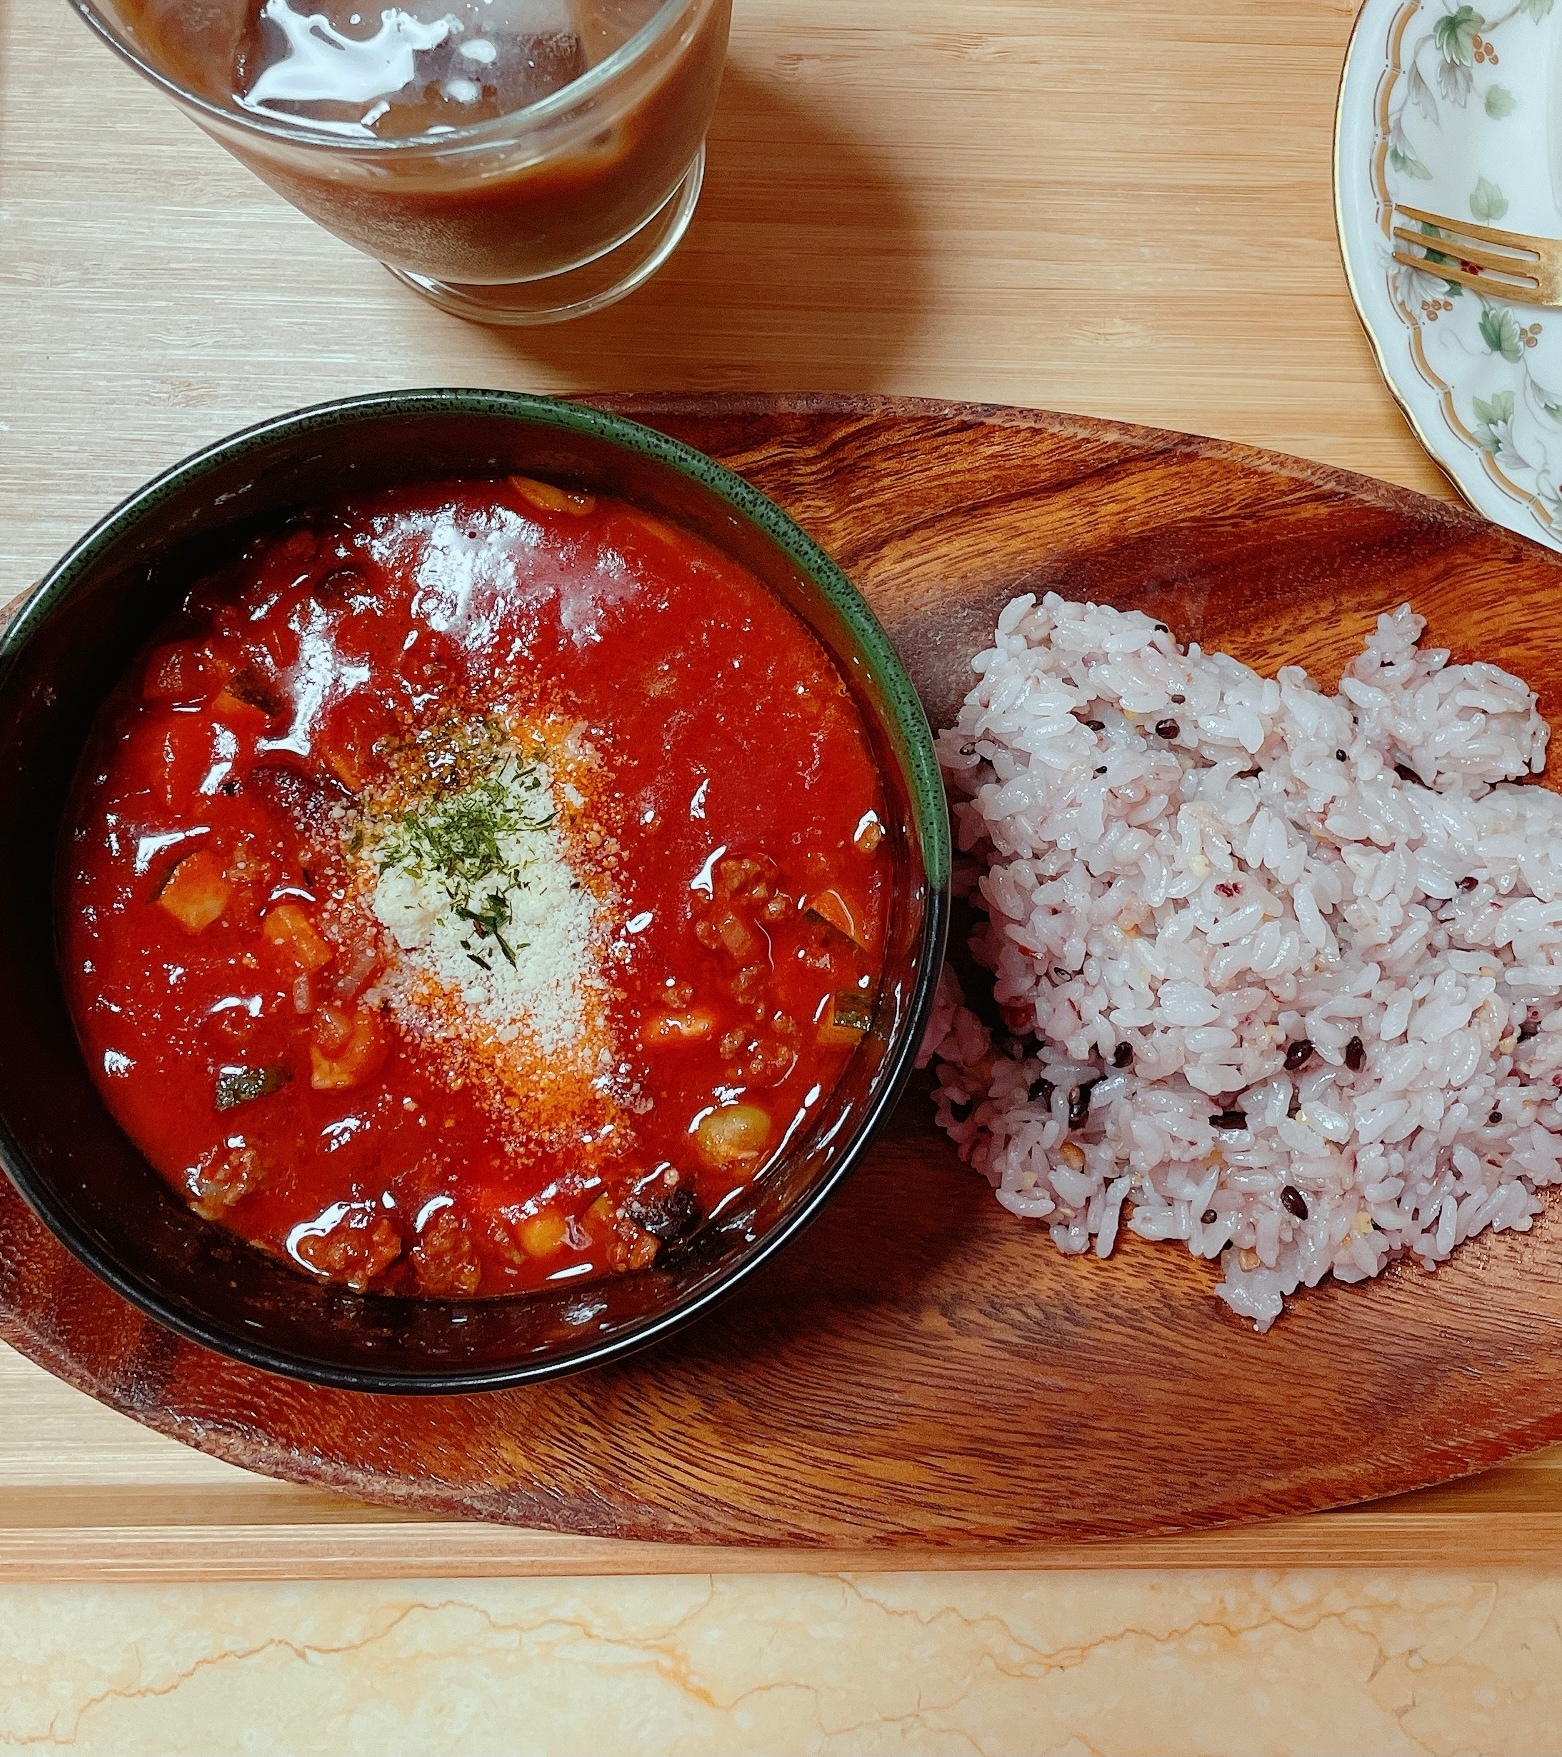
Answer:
[{"left": 68, "top": 0, "right": 732, "bottom": 324}]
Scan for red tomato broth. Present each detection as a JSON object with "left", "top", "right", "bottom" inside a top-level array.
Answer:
[{"left": 61, "top": 478, "right": 891, "bottom": 1299}]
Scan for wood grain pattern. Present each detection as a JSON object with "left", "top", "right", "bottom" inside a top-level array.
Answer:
[
  {"left": 0, "top": 0, "right": 1452, "bottom": 603},
  {"left": 6, "top": 395, "right": 1562, "bottom": 1562},
  {"left": 4, "top": 0, "right": 1560, "bottom": 1579}
]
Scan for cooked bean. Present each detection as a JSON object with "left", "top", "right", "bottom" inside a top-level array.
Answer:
[
  {"left": 696, "top": 1104, "right": 771, "bottom": 1167},
  {"left": 519, "top": 1210, "right": 569, "bottom": 1259}
]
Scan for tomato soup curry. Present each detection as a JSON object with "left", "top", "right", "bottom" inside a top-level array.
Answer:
[{"left": 62, "top": 480, "right": 890, "bottom": 1299}]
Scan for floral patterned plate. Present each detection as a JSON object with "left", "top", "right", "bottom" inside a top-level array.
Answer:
[{"left": 1336, "top": 0, "right": 1562, "bottom": 546}]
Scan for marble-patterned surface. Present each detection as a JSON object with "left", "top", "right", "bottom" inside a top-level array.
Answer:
[{"left": 4, "top": 1570, "right": 1561, "bottom": 1755}]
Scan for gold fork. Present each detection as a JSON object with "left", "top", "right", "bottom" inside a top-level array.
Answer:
[{"left": 1391, "top": 203, "right": 1562, "bottom": 307}]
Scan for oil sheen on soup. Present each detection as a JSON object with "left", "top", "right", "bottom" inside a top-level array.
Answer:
[{"left": 62, "top": 478, "right": 891, "bottom": 1298}]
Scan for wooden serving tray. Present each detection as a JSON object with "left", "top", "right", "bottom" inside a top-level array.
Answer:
[{"left": 8, "top": 393, "right": 1562, "bottom": 1571}]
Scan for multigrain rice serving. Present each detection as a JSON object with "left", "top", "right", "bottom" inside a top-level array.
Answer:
[{"left": 921, "top": 593, "right": 1562, "bottom": 1328}]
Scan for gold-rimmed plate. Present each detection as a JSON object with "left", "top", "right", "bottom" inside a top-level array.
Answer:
[{"left": 1336, "top": 0, "right": 1562, "bottom": 549}]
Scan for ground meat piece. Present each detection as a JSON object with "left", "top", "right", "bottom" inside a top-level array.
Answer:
[
  {"left": 623, "top": 1171, "right": 701, "bottom": 1244},
  {"left": 724, "top": 1032, "right": 795, "bottom": 1087},
  {"left": 713, "top": 853, "right": 782, "bottom": 905},
  {"left": 586, "top": 1197, "right": 660, "bottom": 1274},
  {"left": 730, "top": 963, "right": 769, "bottom": 1006},
  {"left": 294, "top": 1209, "right": 402, "bottom": 1291},
  {"left": 186, "top": 1142, "right": 265, "bottom": 1219},
  {"left": 411, "top": 1208, "right": 481, "bottom": 1297}
]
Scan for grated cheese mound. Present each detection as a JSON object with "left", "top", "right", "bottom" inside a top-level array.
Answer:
[
  {"left": 338, "top": 717, "right": 627, "bottom": 1153},
  {"left": 368, "top": 747, "right": 593, "bottom": 1054}
]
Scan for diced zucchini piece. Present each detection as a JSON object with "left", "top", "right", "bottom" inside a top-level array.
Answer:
[{"left": 214, "top": 1063, "right": 291, "bottom": 1111}]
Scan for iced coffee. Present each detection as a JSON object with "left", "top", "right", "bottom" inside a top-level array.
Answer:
[{"left": 75, "top": 0, "right": 731, "bottom": 318}]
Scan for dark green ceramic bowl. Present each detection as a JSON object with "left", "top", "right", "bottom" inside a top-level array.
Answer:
[{"left": 0, "top": 391, "right": 948, "bottom": 1392}]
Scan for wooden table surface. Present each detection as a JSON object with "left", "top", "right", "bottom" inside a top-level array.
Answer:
[{"left": 4, "top": 0, "right": 1555, "bottom": 1580}]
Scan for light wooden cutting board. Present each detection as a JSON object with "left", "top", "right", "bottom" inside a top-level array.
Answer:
[
  {"left": 8, "top": 396, "right": 1562, "bottom": 1578},
  {"left": 4, "top": 0, "right": 1558, "bottom": 1579},
  {"left": 5, "top": 1345, "right": 1562, "bottom": 1578}
]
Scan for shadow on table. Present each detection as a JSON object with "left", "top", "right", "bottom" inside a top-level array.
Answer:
[{"left": 494, "top": 64, "right": 930, "bottom": 392}]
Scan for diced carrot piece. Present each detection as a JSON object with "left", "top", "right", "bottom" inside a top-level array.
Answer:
[
  {"left": 510, "top": 475, "right": 595, "bottom": 516},
  {"left": 156, "top": 849, "right": 232, "bottom": 933},
  {"left": 643, "top": 1009, "right": 719, "bottom": 1046},
  {"left": 262, "top": 903, "right": 334, "bottom": 973},
  {"left": 209, "top": 688, "right": 272, "bottom": 737},
  {"left": 308, "top": 1010, "right": 386, "bottom": 1090},
  {"left": 804, "top": 887, "right": 862, "bottom": 946}
]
